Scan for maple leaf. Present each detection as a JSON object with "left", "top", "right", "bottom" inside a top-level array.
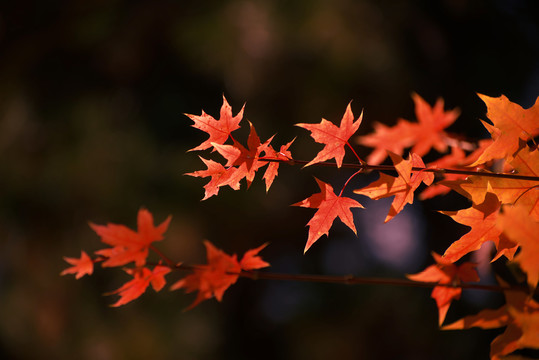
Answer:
[
  {"left": 357, "top": 93, "right": 459, "bottom": 164},
  {"left": 186, "top": 95, "right": 244, "bottom": 152},
  {"left": 443, "top": 284, "right": 539, "bottom": 360},
  {"left": 354, "top": 152, "right": 434, "bottom": 222},
  {"left": 108, "top": 265, "right": 171, "bottom": 307},
  {"left": 212, "top": 122, "right": 273, "bottom": 187},
  {"left": 498, "top": 204, "right": 539, "bottom": 289},
  {"left": 472, "top": 94, "right": 539, "bottom": 165},
  {"left": 91, "top": 208, "right": 172, "bottom": 267},
  {"left": 407, "top": 252, "right": 479, "bottom": 326},
  {"left": 292, "top": 178, "right": 363, "bottom": 253},
  {"left": 419, "top": 140, "right": 493, "bottom": 200},
  {"left": 296, "top": 102, "right": 362, "bottom": 168},
  {"left": 441, "top": 190, "right": 517, "bottom": 263},
  {"left": 61, "top": 251, "right": 94, "bottom": 279},
  {"left": 357, "top": 120, "right": 415, "bottom": 165},
  {"left": 170, "top": 241, "right": 269, "bottom": 310},
  {"left": 186, "top": 156, "right": 243, "bottom": 200},
  {"left": 443, "top": 147, "right": 539, "bottom": 221},
  {"left": 261, "top": 139, "right": 294, "bottom": 192},
  {"left": 240, "top": 242, "right": 270, "bottom": 270},
  {"left": 419, "top": 146, "right": 467, "bottom": 199},
  {"left": 407, "top": 93, "right": 460, "bottom": 156}
]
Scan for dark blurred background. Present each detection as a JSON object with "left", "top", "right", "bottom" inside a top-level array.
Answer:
[{"left": 0, "top": 0, "right": 538, "bottom": 359}]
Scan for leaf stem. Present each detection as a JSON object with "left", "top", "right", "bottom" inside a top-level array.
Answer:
[
  {"left": 150, "top": 245, "right": 177, "bottom": 268},
  {"left": 339, "top": 170, "right": 363, "bottom": 197}
]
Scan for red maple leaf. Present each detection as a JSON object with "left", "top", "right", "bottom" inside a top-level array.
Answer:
[
  {"left": 292, "top": 178, "right": 363, "bottom": 253},
  {"left": 357, "top": 120, "right": 415, "bottom": 165},
  {"left": 407, "top": 252, "right": 479, "bottom": 326},
  {"left": 354, "top": 152, "right": 434, "bottom": 222},
  {"left": 170, "top": 241, "right": 269, "bottom": 310},
  {"left": 91, "top": 208, "right": 172, "bottom": 267},
  {"left": 61, "top": 251, "right": 94, "bottom": 279},
  {"left": 240, "top": 243, "right": 270, "bottom": 270},
  {"left": 186, "top": 95, "right": 244, "bottom": 152},
  {"left": 443, "top": 282, "right": 539, "bottom": 359},
  {"left": 108, "top": 264, "right": 171, "bottom": 307},
  {"left": 407, "top": 93, "right": 460, "bottom": 156},
  {"left": 358, "top": 93, "right": 459, "bottom": 164},
  {"left": 186, "top": 156, "right": 243, "bottom": 200},
  {"left": 296, "top": 102, "right": 362, "bottom": 167},
  {"left": 212, "top": 122, "right": 273, "bottom": 187},
  {"left": 261, "top": 139, "right": 294, "bottom": 192}
]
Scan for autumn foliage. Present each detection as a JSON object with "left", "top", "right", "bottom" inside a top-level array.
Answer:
[{"left": 63, "top": 92, "right": 539, "bottom": 359}]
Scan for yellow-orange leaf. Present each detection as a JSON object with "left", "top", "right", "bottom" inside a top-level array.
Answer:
[
  {"left": 472, "top": 94, "right": 539, "bottom": 165},
  {"left": 443, "top": 286, "right": 539, "bottom": 360},
  {"left": 441, "top": 191, "right": 517, "bottom": 263},
  {"left": 407, "top": 252, "right": 479, "bottom": 326},
  {"left": 443, "top": 147, "right": 539, "bottom": 221},
  {"left": 497, "top": 204, "right": 539, "bottom": 289}
]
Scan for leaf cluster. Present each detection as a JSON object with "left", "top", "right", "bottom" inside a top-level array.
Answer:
[{"left": 62, "top": 92, "right": 539, "bottom": 359}]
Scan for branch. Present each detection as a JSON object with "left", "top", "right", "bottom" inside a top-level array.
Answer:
[
  {"left": 170, "top": 263, "right": 528, "bottom": 294},
  {"left": 261, "top": 158, "right": 539, "bottom": 182}
]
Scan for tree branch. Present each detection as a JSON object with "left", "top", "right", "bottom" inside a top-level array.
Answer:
[
  {"left": 168, "top": 263, "right": 528, "bottom": 293},
  {"left": 261, "top": 158, "right": 539, "bottom": 182}
]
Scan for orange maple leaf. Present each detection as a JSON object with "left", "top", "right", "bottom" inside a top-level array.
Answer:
[
  {"left": 419, "top": 140, "right": 492, "bottom": 200},
  {"left": 407, "top": 93, "right": 460, "bottom": 156},
  {"left": 472, "top": 94, "right": 539, "bottom": 165},
  {"left": 443, "top": 147, "right": 539, "bottom": 221},
  {"left": 354, "top": 152, "right": 434, "bottom": 222},
  {"left": 186, "top": 95, "right": 244, "bottom": 152},
  {"left": 170, "top": 241, "right": 269, "bottom": 310},
  {"left": 91, "top": 208, "right": 172, "bottom": 267},
  {"left": 357, "top": 120, "right": 415, "bottom": 165},
  {"left": 296, "top": 102, "right": 362, "bottom": 168},
  {"left": 358, "top": 93, "right": 459, "bottom": 164},
  {"left": 443, "top": 284, "right": 539, "bottom": 360},
  {"left": 407, "top": 252, "right": 479, "bottom": 326},
  {"left": 292, "top": 178, "right": 363, "bottom": 253},
  {"left": 186, "top": 156, "right": 243, "bottom": 200},
  {"left": 441, "top": 190, "right": 517, "bottom": 263},
  {"left": 108, "top": 264, "right": 171, "bottom": 307},
  {"left": 61, "top": 250, "right": 94, "bottom": 279},
  {"left": 419, "top": 146, "right": 468, "bottom": 200},
  {"left": 498, "top": 204, "right": 539, "bottom": 289}
]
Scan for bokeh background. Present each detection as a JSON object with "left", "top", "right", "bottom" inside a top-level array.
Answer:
[{"left": 1, "top": 0, "right": 538, "bottom": 359}]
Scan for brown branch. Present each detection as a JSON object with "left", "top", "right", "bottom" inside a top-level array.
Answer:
[
  {"left": 168, "top": 263, "right": 528, "bottom": 294},
  {"left": 261, "top": 158, "right": 539, "bottom": 182}
]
